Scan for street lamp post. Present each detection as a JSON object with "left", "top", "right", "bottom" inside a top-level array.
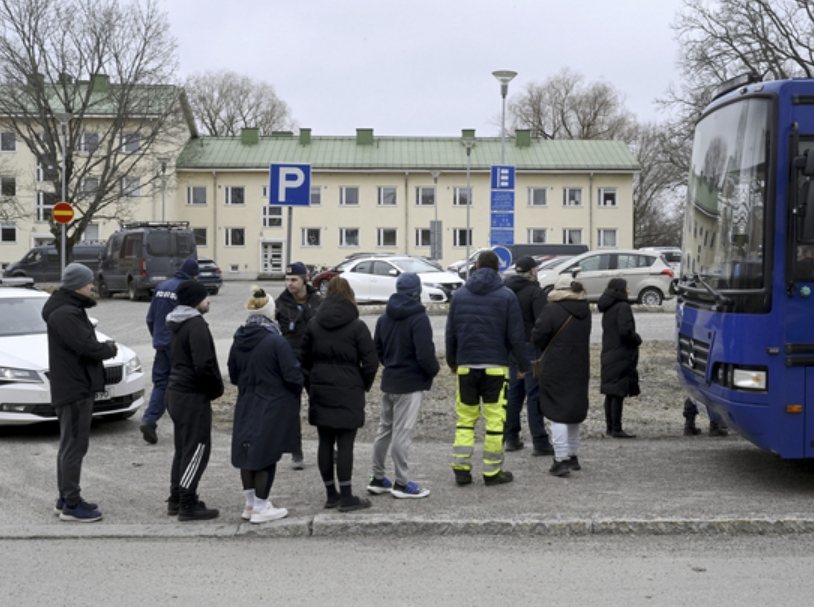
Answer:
[
  {"left": 54, "top": 112, "right": 73, "bottom": 275},
  {"left": 463, "top": 137, "right": 475, "bottom": 279},
  {"left": 492, "top": 70, "right": 517, "bottom": 164},
  {"left": 158, "top": 157, "right": 169, "bottom": 222}
]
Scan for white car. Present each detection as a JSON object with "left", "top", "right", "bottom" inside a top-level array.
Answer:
[
  {"left": 0, "top": 279, "right": 146, "bottom": 426},
  {"left": 343, "top": 256, "right": 464, "bottom": 303}
]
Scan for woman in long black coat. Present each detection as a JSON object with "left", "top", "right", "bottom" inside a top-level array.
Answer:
[
  {"left": 531, "top": 274, "right": 591, "bottom": 477},
  {"left": 597, "top": 277, "right": 642, "bottom": 439},
  {"left": 228, "top": 286, "right": 303, "bottom": 524},
  {"left": 301, "top": 277, "right": 379, "bottom": 513}
]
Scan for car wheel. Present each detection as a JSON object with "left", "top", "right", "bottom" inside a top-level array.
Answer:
[
  {"left": 127, "top": 279, "right": 141, "bottom": 301},
  {"left": 208, "top": 288, "right": 219, "bottom": 295},
  {"left": 638, "top": 287, "right": 663, "bottom": 306},
  {"left": 97, "top": 278, "right": 111, "bottom": 299},
  {"left": 318, "top": 281, "right": 328, "bottom": 295}
]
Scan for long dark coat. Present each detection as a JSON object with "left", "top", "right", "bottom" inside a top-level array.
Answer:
[
  {"left": 597, "top": 288, "right": 642, "bottom": 398},
  {"left": 228, "top": 320, "right": 303, "bottom": 470},
  {"left": 301, "top": 296, "right": 379, "bottom": 429},
  {"left": 530, "top": 295, "right": 591, "bottom": 424}
]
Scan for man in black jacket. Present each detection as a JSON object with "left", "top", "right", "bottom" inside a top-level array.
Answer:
[
  {"left": 42, "top": 263, "right": 118, "bottom": 522},
  {"left": 165, "top": 280, "right": 224, "bottom": 521},
  {"left": 503, "top": 256, "right": 554, "bottom": 456}
]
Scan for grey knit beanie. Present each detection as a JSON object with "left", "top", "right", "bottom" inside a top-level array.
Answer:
[{"left": 61, "top": 262, "right": 95, "bottom": 291}]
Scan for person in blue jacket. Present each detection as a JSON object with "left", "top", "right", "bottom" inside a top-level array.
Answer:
[
  {"left": 445, "top": 250, "right": 529, "bottom": 487},
  {"left": 367, "top": 272, "right": 439, "bottom": 499},
  {"left": 140, "top": 257, "right": 199, "bottom": 444}
]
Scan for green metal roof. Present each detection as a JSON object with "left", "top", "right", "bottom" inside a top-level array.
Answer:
[{"left": 176, "top": 133, "right": 640, "bottom": 172}]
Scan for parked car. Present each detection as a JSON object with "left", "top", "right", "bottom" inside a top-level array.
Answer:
[
  {"left": 501, "top": 255, "right": 573, "bottom": 278},
  {"left": 0, "top": 278, "right": 145, "bottom": 426},
  {"left": 342, "top": 256, "right": 464, "bottom": 303},
  {"left": 3, "top": 242, "right": 106, "bottom": 283},
  {"left": 639, "top": 247, "right": 682, "bottom": 274},
  {"left": 197, "top": 257, "right": 223, "bottom": 295},
  {"left": 447, "top": 248, "right": 492, "bottom": 279},
  {"left": 312, "top": 253, "right": 396, "bottom": 295},
  {"left": 537, "top": 249, "right": 675, "bottom": 305}
]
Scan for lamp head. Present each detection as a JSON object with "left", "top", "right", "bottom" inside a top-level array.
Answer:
[{"left": 492, "top": 70, "right": 518, "bottom": 97}]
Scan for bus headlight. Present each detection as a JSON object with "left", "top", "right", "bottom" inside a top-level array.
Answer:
[{"left": 732, "top": 367, "right": 767, "bottom": 391}]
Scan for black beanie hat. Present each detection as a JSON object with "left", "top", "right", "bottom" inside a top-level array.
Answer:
[{"left": 177, "top": 280, "right": 208, "bottom": 308}]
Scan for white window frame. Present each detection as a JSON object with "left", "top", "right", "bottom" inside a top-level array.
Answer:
[
  {"left": 310, "top": 186, "right": 322, "bottom": 206},
  {"left": 0, "top": 222, "right": 16, "bottom": 243},
  {"left": 80, "top": 132, "right": 99, "bottom": 154},
  {"left": 527, "top": 228, "right": 547, "bottom": 244},
  {"left": 453, "top": 228, "right": 472, "bottom": 247},
  {"left": 224, "top": 186, "right": 245, "bottom": 206},
  {"left": 193, "top": 227, "right": 208, "bottom": 247},
  {"left": 301, "top": 228, "right": 321, "bottom": 247},
  {"left": 262, "top": 206, "right": 282, "bottom": 228},
  {"left": 36, "top": 159, "right": 55, "bottom": 182},
  {"left": 563, "top": 188, "right": 583, "bottom": 207},
  {"left": 563, "top": 228, "right": 582, "bottom": 245},
  {"left": 121, "top": 133, "right": 140, "bottom": 153},
  {"left": 416, "top": 187, "right": 435, "bottom": 206},
  {"left": 415, "top": 228, "right": 431, "bottom": 247},
  {"left": 0, "top": 176, "right": 16, "bottom": 197},
  {"left": 598, "top": 188, "right": 617, "bottom": 207},
  {"left": 224, "top": 227, "right": 246, "bottom": 247},
  {"left": 340, "top": 186, "right": 359, "bottom": 206},
  {"left": 377, "top": 186, "right": 397, "bottom": 206},
  {"left": 186, "top": 186, "right": 207, "bottom": 206},
  {"left": 453, "top": 187, "right": 472, "bottom": 207},
  {"left": 82, "top": 223, "right": 100, "bottom": 242},
  {"left": 597, "top": 228, "right": 618, "bottom": 248},
  {"left": 340, "top": 228, "right": 360, "bottom": 247},
  {"left": 121, "top": 176, "right": 141, "bottom": 198},
  {"left": 377, "top": 228, "right": 398, "bottom": 248},
  {"left": 528, "top": 187, "right": 547, "bottom": 207},
  {"left": 36, "top": 191, "right": 56, "bottom": 221},
  {"left": 0, "top": 132, "right": 15, "bottom": 152}
]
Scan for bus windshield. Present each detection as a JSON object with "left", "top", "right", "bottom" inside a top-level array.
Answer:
[{"left": 684, "top": 98, "right": 770, "bottom": 292}]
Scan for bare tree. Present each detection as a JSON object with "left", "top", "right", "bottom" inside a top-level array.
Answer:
[
  {"left": 0, "top": 0, "right": 189, "bottom": 262},
  {"left": 184, "top": 70, "right": 295, "bottom": 136}
]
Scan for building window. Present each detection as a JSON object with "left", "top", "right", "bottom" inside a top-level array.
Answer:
[
  {"left": 82, "top": 223, "right": 100, "bottom": 242},
  {"left": 528, "top": 188, "right": 547, "bottom": 207},
  {"left": 340, "top": 228, "right": 360, "bottom": 247},
  {"left": 186, "top": 186, "right": 206, "bottom": 205},
  {"left": 527, "top": 228, "right": 547, "bottom": 244},
  {"left": 310, "top": 186, "right": 322, "bottom": 206},
  {"left": 224, "top": 186, "right": 245, "bottom": 206},
  {"left": 0, "top": 132, "right": 15, "bottom": 152},
  {"left": 193, "top": 228, "right": 207, "bottom": 247},
  {"left": 598, "top": 188, "right": 617, "bottom": 207},
  {"left": 121, "top": 133, "right": 140, "bottom": 153},
  {"left": 121, "top": 176, "right": 141, "bottom": 198},
  {"left": 261, "top": 185, "right": 268, "bottom": 198},
  {"left": 597, "top": 228, "right": 617, "bottom": 248},
  {"left": 301, "top": 228, "right": 321, "bottom": 247},
  {"left": 81, "top": 177, "right": 99, "bottom": 199},
  {"left": 415, "top": 228, "right": 431, "bottom": 247},
  {"left": 0, "top": 223, "right": 16, "bottom": 243},
  {"left": 453, "top": 187, "right": 472, "bottom": 206},
  {"left": 0, "top": 177, "right": 16, "bottom": 197},
  {"left": 563, "top": 188, "right": 582, "bottom": 207},
  {"left": 377, "top": 186, "right": 397, "bottom": 206},
  {"left": 80, "top": 132, "right": 99, "bottom": 154},
  {"left": 37, "top": 191, "right": 57, "bottom": 221},
  {"left": 340, "top": 186, "right": 359, "bottom": 206},
  {"left": 36, "top": 158, "right": 57, "bottom": 182},
  {"left": 453, "top": 228, "right": 472, "bottom": 247},
  {"left": 377, "top": 228, "right": 397, "bottom": 247},
  {"left": 224, "top": 227, "right": 245, "bottom": 247},
  {"left": 563, "top": 228, "right": 582, "bottom": 245},
  {"left": 262, "top": 206, "right": 282, "bottom": 228},
  {"left": 416, "top": 187, "right": 435, "bottom": 206}
]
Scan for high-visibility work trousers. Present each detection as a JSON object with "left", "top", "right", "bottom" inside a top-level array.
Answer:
[{"left": 452, "top": 366, "right": 509, "bottom": 478}]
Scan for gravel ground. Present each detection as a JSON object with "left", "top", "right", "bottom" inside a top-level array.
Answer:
[{"left": 213, "top": 340, "right": 686, "bottom": 442}]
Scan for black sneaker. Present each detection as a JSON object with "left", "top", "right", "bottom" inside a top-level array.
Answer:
[
  {"left": 54, "top": 497, "right": 97, "bottom": 514},
  {"left": 532, "top": 443, "right": 555, "bottom": 456},
  {"left": 166, "top": 496, "right": 180, "bottom": 516},
  {"left": 567, "top": 456, "right": 581, "bottom": 471},
  {"left": 709, "top": 423, "right": 729, "bottom": 437},
  {"left": 549, "top": 459, "right": 571, "bottom": 477},
  {"left": 60, "top": 500, "right": 103, "bottom": 522},
  {"left": 453, "top": 469, "right": 473, "bottom": 486},
  {"left": 503, "top": 440, "right": 524, "bottom": 452},
  {"left": 139, "top": 423, "right": 157, "bottom": 444},
  {"left": 483, "top": 470, "right": 514, "bottom": 486},
  {"left": 178, "top": 500, "right": 219, "bottom": 521},
  {"left": 338, "top": 496, "right": 372, "bottom": 513},
  {"left": 611, "top": 430, "right": 637, "bottom": 439}
]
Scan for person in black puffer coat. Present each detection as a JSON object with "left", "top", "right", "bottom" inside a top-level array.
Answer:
[
  {"left": 597, "top": 277, "right": 642, "bottom": 439},
  {"left": 301, "top": 277, "right": 379, "bottom": 513},
  {"left": 228, "top": 286, "right": 303, "bottom": 524},
  {"left": 531, "top": 274, "right": 591, "bottom": 477}
]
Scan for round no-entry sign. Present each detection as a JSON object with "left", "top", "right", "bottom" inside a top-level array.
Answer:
[{"left": 52, "top": 202, "right": 74, "bottom": 224}]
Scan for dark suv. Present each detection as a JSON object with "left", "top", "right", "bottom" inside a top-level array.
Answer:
[
  {"left": 197, "top": 257, "right": 223, "bottom": 295},
  {"left": 4, "top": 243, "right": 105, "bottom": 283},
  {"left": 97, "top": 222, "right": 197, "bottom": 300}
]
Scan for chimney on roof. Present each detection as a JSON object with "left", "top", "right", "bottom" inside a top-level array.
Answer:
[
  {"left": 241, "top": 128, "right": 259, "bottom": 145},
  {"left": 515, "top": 129, "right": 531, "bottom": 148},
  {"left": 299, "top": 128, "right": 311, "bottom": 146},
  {"left": 91, "top": 74, "right": 109, "bottom": 94},
  {"left": 356, "top": 128, "right": 374, "bottom": 145}
]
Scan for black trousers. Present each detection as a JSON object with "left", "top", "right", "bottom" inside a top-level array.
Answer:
[
  {"left": 55, "top": 397, "right": 94, "bottom": 506},
  {"left": 167, "top": 390, "right": 212, "bottom": 507}
]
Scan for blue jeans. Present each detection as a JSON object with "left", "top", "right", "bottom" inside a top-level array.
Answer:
[
  {"left": 505, "top": 342, "right": 549, "bottom": 447},
  {"left": 141, "top": 348, "right": 170, "bottom": 428}
]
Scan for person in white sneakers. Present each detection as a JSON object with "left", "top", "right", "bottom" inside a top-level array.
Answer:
[
  {"left": 228, "top": 286, "right": 303, "bottom": 523},
  {"left": 368, "top": 273, "right": 439, "bottom": 499}
]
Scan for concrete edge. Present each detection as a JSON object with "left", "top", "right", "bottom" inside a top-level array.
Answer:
[{"left": 3, "top": 517, "right": 814, "bottom": 539}]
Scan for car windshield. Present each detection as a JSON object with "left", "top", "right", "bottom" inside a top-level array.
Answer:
[
  {"left": 0, "top": 296, "right": 47, "bottom": 336},
  {"left": 391, "top": 258, "right": 440, "bottom": 273}
]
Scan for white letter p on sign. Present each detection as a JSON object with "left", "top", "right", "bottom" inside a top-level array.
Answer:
[{"left": 278, "top": 167, "right": 305, "bottom": 202}]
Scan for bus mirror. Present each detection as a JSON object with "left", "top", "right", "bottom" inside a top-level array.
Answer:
[
  {"left": 795, "top": 149, "right": 814, "bottom": 177},
  {"left": 803, "top": 183, "right": 814, "bottom": 240}
]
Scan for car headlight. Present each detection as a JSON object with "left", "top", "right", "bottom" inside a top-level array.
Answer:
[
  {"left": 125, "top": 356, "right": 142, "bottom": 376},
  {"left": 0, "top": 366, "right": 43, "bottom": 383},
  {"left": 423, "top": 282, "right": 441, "bottom": 289}
]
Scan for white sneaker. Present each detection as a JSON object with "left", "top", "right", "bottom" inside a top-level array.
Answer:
[
  {"left": 241, "top": 505, "right": 254, "bottom": 521},
  {"left": 250, "top": 504, "right": 288, "bottom": 523}
]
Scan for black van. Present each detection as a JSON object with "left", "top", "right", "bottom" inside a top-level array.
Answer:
[
  {"left": 3, "top": 243, "right": 106, "bottom": 283},
  {"left": 97, "top": 222, "right": 197, "bottom": 300}
]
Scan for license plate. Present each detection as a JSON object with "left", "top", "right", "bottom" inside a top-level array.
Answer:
[
  {"left": 94, "top": 391, "right": 109, "bottom": 401},
  {"left": 200, "top": 272, "right": 213, "bottom": 277}
]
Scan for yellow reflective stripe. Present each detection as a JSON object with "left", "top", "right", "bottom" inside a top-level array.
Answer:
[
  {"left": 457, "top": 367, "right": 471, "bottom": 375},
  {"left": 485, "top": 367, "right": 509, "bottom": 377}
]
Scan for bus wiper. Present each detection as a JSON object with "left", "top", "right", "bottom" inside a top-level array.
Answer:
[{"left": 689, "top": 273, "right": 733, "bottom": 308}]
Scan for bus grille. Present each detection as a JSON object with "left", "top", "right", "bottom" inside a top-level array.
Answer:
[{"left": 679, "top": 334, "right": 710, "bottom": 376}]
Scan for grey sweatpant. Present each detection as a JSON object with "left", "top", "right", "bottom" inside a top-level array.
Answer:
[
  {"left": 55, "top": 397, "right": 94, "bottom": 506},
  {"left": 371, "top": 391, "right": 424, "bottom": 486}
]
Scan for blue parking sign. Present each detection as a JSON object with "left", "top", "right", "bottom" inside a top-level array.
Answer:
[
  {"left": 270, "top": 163, "right": 311, "bottom": 206},
  {"left": 490, "top": 165, "right": 515, "bottom": 190}
]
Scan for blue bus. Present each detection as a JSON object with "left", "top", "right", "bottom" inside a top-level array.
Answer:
[{"left": 676, "top": 74, "right": 814, "bottom": 459}]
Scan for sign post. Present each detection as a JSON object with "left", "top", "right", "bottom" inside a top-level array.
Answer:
[
  {"left": 52, "top": 202, "right": 74, "bottom": 275},
  {"left": 269, "top": 163, "right": 312, "bottom": 270}
]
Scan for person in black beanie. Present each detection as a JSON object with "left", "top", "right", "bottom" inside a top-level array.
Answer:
[{"left": 165, "top": 280, "right": 224, "bottom": 521}]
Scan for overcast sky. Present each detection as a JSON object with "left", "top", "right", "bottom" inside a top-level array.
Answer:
[{"left": 162, "top": 0, "right": 687, "bottom": 137}]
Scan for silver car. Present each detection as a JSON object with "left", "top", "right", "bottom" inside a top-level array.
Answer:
[{"left": 537, "top": 249, "right": 676, "bottom": 306}]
